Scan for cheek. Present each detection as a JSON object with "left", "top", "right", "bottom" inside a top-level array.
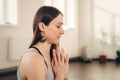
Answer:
[
  {"left": 48, "top": 31, "right": 57, "bottom": 39},
  {"left": 45, "top": 30, "right": 54, "bottom": 38},
  {"left": 47, "top": 28, "right": 58, "bottom": 37},
  {"left": 46, "top": 30, "right": 59, "bottom": 43}
]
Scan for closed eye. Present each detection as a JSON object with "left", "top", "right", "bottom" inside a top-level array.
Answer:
[{"left": 57, "top": 26, "right": 61, "bottom": 28}]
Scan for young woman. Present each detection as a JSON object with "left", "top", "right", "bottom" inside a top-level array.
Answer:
[{"left": 17, "top": 6, "right": 69, "bottom": 80}]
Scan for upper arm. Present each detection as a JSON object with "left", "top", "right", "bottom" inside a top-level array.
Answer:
[{"left": 20, "top": 52, "right": 47, "bottom": 80}]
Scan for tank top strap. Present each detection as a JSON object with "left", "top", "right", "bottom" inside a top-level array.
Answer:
[
  {"left": 31, "top": 46, "right": 48, "bottom": 68},
  {"left": 32, "top": 47, "right": 44, "bottom": 56}
]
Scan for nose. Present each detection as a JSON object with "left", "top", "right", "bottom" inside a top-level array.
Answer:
[{"left": 60, "top": 27, "right": 64, "bottom": 35}]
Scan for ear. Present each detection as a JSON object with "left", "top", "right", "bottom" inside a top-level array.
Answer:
[{"left": 38, "top": 22, "right": 46, "bottom": 31}]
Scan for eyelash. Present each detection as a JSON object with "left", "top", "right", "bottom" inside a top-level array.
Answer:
[{"left": 57, "top": 26, "right": 61, "bottom": 28}]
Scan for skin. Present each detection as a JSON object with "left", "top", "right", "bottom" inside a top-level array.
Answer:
[{"left": 18, "top": 14, "right": 69, "bottom": 80}]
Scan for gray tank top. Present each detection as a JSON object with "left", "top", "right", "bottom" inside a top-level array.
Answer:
[{"left": 17, "top": 47, "right": 54, "bottom": 80}]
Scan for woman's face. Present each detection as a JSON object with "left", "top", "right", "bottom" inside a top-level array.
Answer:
[{"left": 44, "top": 14, "right": 64, "bottom": 44}]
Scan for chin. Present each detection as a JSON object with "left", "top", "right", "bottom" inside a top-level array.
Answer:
[
  {"left": 53, "top": 41, "right": 59, "bottom": 44},
  {"left": 53, "top": 40, "right": 60, "bottom": 44},
  {"left": 48, "top": 40, "right": 59, "bottom": 44}
]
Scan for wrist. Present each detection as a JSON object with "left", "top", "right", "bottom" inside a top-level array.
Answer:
[{"left": 55, "top": 76, "right": 64, "bottom": 80}]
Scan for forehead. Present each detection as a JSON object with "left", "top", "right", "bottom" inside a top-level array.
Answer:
[{"left": 50, "top": 14, "right": 63, "bottom": 25}]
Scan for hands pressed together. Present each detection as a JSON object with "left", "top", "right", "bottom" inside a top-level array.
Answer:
[{"left": 51, "top": 48, "right": 69, "bottom": 80}]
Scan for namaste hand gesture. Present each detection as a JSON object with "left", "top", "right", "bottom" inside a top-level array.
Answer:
[{"left": 51, "top": 48, "right": 69, "bottom": 80}]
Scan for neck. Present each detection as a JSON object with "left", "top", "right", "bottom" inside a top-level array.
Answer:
[{"left": 34, "top": 41, "right": 51, "bottom": 56}]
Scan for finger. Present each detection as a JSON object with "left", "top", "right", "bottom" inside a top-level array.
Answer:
[
  {"left": 65, "top": 53, "right": 69, "bottom": 64},
  {"left": 61, "top": 48, "right": 65, "bottom": 63},
  {"left": 53, "top": 49, "right": 57, "bottom": 64},
  {"left": 56, "top": 48, "right": 61, "bottom": 62}
]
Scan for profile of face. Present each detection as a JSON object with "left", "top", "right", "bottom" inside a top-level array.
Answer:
[{"left": 39, "top": 14, "right": 64, "bottom": 44}]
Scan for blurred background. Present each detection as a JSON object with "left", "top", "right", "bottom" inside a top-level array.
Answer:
[{"left": 0, "top": 0, "right": 120, "bottom": 80}]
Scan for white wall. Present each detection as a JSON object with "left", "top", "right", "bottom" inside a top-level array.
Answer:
[
  {"left": 60, "top": 0, "right": 81, "bottom": 58},
  {"left": 0, "top": 0, "right": 44, "bottom": 69},
  {"left": 60, "top": 0, "right": 93, "bottom": 59},
  {"left": 92, "top": 0, "right": 120, "bottom": 59},
  {"left": 78, "top": 0, "right": 93, "bottom": 58},
  {"left": 79, "top": 0, "right": 119, "bottom": 59}
]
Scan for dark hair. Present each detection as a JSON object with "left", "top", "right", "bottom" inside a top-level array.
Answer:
[{"left": 29, "top": 6, "right": 63, "bottom": 59}]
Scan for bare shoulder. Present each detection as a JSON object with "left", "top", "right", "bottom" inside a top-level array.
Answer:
[{"left": 19, "top": 49, "right": 47, "bottom": 80}]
